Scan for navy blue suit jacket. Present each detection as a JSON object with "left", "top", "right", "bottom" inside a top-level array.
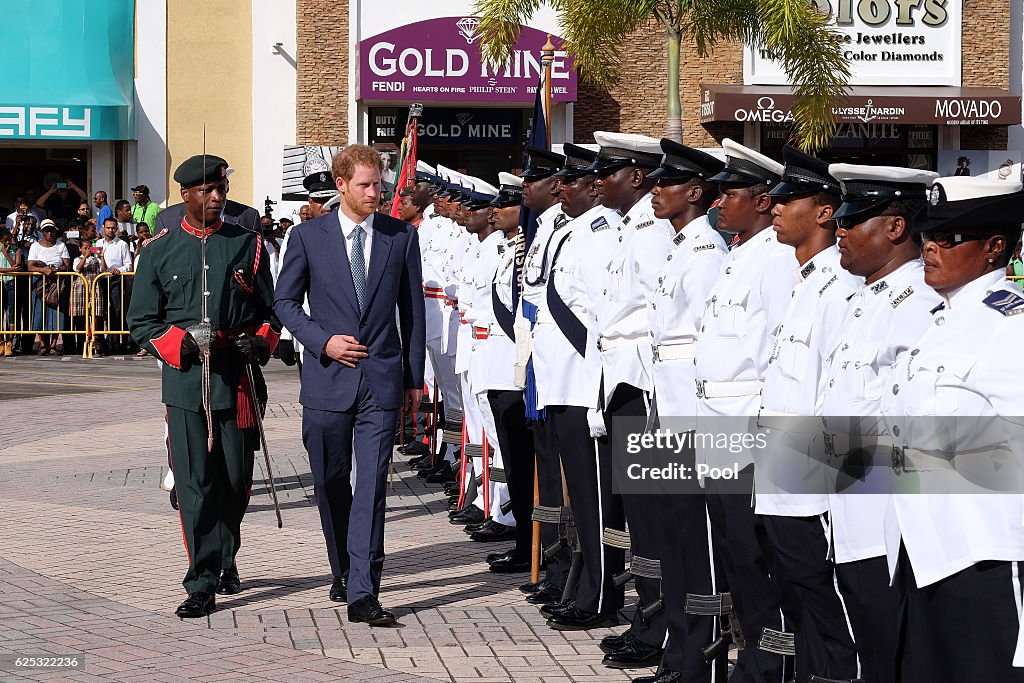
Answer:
[{"left": 273, "top": 211, "right": 425, "bottom": 411}]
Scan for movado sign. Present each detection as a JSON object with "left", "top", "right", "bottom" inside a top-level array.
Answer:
[{"left": 745, "top": 0, "right": 963, "bottom": 86}]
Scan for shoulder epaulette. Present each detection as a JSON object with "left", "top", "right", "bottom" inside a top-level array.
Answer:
[
  {"left": 143, "top": 228, "right": 169, "bottom": 247},
  {"left": 870, "top": 280, "right": 889, "bottom": 294},
  {"left": 591, "top": 216, "right": 611, "bottom": 232},
  {"left": 634, "top": 219, "right": 655, "bottom": 230},
  {"left": 890, "top": 286, "right": 914, "bottom": 309},
  {"left": 983, "top": 290, "right": 1024, "bottom": 316},
  {"left": 672, "top": 231, "right": 686, "bottom": 246}
]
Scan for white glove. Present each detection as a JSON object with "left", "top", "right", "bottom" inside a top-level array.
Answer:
[{"left": 587, "top": 408, "right": 608, "bottom": 438}]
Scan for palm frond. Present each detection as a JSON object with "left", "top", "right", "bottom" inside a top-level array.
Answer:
[
  {"left": 556, "top": 0, "right": 657, "bottom": 87},
  {"left": 473, "top": 0, "right": 546, "bottom": 66}
]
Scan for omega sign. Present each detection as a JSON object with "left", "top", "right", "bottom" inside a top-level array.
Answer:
[{"left": 745, "top": 0, "right": 963, "bottom": 86}]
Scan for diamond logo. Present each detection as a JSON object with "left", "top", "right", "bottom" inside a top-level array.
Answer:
[
  {"left": 456, "top": 112, "right": 473, "bottom": 125},
  {"left": 456, "top": 17, "right": 480, "bottom": 44}
]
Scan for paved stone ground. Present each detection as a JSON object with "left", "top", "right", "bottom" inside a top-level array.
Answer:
[{"left": 0, "top": 358, "right": 644, "bottom": 682}]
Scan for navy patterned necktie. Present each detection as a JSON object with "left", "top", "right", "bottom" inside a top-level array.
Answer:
[{"left": 350, "top": 224, "right": 366, "bottom": 312}]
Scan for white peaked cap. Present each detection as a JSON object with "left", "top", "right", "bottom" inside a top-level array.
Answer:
[
  {"left": 416, "top": 160, "right": 436, "bottom": 175},
  {"left": 828, "top": 163, "right": 939, "bottom": 188},
  {"left": 592, "top": 131, "right": 663, "bottom": 156},
  {"left": 498, "top": 171, "right": 523, "bottom": 188},
  {"left": 721, "top": 138, "right": 784, "bottom": 177}
]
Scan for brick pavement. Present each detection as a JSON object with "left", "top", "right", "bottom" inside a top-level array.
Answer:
[{"left": 0, "top": 359, "right": 643, "bottom": 682}]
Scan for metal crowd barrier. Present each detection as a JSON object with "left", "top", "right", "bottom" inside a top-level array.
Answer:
[
  {"left": 86, "top": 272, "right": 135, "bottom": 358},
  {"left": 0, "top": 271, "right": 91, "bottom": 357}
]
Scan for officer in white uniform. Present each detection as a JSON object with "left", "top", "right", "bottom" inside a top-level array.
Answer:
[
  {"left": 757, "top": 146, "right": 861, "bottom": 683},
  {"left": 537, "top": 145, "right": 626, "bottom": 631},
  {"left": 515, "top": 147, "right": 573, "bottom": 603},
  {"left": 640, "top": 139, "right": 729, "bottom": 683},
  {"left": 881, "top": 178, "right": 1024, "bottom": 683},
  {"left": 695, "top": 139, "right": 796, "bottom": 683},
  {"left": 482, "top": 173, "right": 537, "bottom": 566},
  {"left": 580, "top": 131, "right": 672, "bottom": 667},
  {"left": 822, "top": 163, "right": 940, "bottom": 683}
]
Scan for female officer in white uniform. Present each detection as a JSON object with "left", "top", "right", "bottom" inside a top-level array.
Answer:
[{"left": 881, "top": 177, "right": 1024, "bottom": 682}]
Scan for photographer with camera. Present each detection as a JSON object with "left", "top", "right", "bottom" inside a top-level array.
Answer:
[
  {"left": 6, "top": 199, "right": 44, "bottom": 232},
  {"left": 0, "top": 228, "right": 24, "bottom": 356},
  {"left": 37, "top": 178, "right": 87, "bottom": 228}
]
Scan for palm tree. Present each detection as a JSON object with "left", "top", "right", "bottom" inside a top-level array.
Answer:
[{"left": 474, "top": 0, "right": 851, "bottom": 151}]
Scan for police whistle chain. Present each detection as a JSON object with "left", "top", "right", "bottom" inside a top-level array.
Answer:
[{"left": 246, "top": 362, "right": 284, "bottom": 528}]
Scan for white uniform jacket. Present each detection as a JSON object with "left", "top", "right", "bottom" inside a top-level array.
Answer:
[
  {"left": 822, "top": 260, "right": 940, "bottom": 564},
  {"left": 470, "top": 232, "right": 518, "bottom": 394},
  {"left": 756, "top": 244, "right": 859, "bottom": 517}
]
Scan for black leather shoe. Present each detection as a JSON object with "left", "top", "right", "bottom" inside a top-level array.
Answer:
[
  {"left": 169, "top": 487, "right": 178, "bottom": 510},
  {"left": 329, "top": 576, "right": 347, "bottom": 602},
  {"left": 487, "top": 547, "right": 518, "bottom": 564},
  {"left": 408, "top": 454, "right": 431, "bottom": 468},
  {"left": 443, "top": 482, "right": 460, "bottom": 497},
  {"left": 602, "top": 635, "right": 663, "bottom": 669},
  {"left": 416, "top": 460, "right": 447, "bottom": 477},
  {"left": 347, "top": 595, "right": 397, "bottom": 627},
  {"left": 449, "top": 506, "right": 484, "bottom": 525},
  {"left": 471, "top": 522, "right": 517, "bottom": 543},
  {"left": 600, "top": 631, "right": 630, "bottom": 654},
  {"left": 175, "top": 592, "right": 215, "bottom": 618},
  {"left": 547, "top": 607, "right": 619, "bottom": 631},
  {"left": 525, "top": 584, "right": 564, "bottom": 605},
  {"left": 489, "top": 554, "right": 531, "bottom": 573},
  {"left": 426, "top": 462, "right": 456, "bottom": 484},
  {"left": 216, "top": 567, "right": 241, "bottom": 595},
  {"left": 539, "top": 600, "right": 574, "bottom": 618},
  {"left": 402, "top": 441, "right": 430, "bottom": 457},
  {"left": 632, "top": 669, "right": 682, "bottom": 683},
  {"left": 520, "top": 579, "right": 548, "bottom": 594},
  {"left": 463, "top": 519, "right": 490, "bottom": 534}
]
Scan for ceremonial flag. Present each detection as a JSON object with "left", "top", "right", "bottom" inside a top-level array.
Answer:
[{"left": 389, "top": 112, "right": 419, "bottom": 218}]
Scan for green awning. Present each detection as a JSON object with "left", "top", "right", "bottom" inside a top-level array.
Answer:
[{"left": 0, "top": 0, "right": 135, "bottom": 140}]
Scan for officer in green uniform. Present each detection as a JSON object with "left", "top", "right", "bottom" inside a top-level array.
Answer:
[{"left": 127, "top": 154, "right": 280, "bottom": 618}]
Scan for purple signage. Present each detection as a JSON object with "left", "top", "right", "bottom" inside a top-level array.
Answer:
[{"left": 358, "top": 17, "right": 577, "bottom": 103}]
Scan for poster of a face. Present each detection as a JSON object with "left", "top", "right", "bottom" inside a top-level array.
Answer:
[{"left": 938, "top": 150, "right": 1022, "bottom": 182}]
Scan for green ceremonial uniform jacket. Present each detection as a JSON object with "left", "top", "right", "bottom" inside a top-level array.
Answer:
[{"left": 127, "top": 212, "right": 280, "bottom": 413}]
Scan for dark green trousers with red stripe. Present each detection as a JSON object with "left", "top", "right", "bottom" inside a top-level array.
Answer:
[{"left": 167, "top": 406, "right": 255, "bottom": 594}]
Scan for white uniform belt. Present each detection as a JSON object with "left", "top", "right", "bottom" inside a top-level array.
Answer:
[
  {"left": 597, "top": 335, "right": 642, "bottom": 352},
  {"left": 487, "top": 323, "right": 509, "bottom": 338},
  {"left": 756, "top": 408, "right": 807, "bottom": 432},
  {"left": 696, "top": 379, "right": 763, "bottom": 400},
  {"left": 652, "top": 341, "right": 697, "bottom": 362}
]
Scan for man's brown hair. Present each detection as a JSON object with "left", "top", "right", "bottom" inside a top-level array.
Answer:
[{"left": 332, "top": 144, "right": 384, "bottom": 182}]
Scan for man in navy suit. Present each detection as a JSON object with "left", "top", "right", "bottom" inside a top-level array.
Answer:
[{"left": 274, "top": 144, "right": 425, "bottom": 626}]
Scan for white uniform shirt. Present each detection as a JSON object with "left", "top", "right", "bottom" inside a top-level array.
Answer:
[
  {"left": 694, "top": 228, "right": 797, "bottom": 467},
  {"left": 534, "top": 204, "right": 619, "bottom": 409},
  {"left": 440, "top": 224, "right": 471, "bottom": 357},
  {"left": 465, "top": 229, "right": 506, "bottom": 394},
  {"left": 648, "top": 214, "right": 727, "bottom": 417},
  {"left": 473, "top": 233, "right": 520, "bottom": 393},
  {"left": 453, "top": 235, "right": 482, "bottom": 375},
  {"left": 881, "top": 270, "right": 1024, "bottom": 588},
  {"left": 755, "top": 244, "right": 859, "bottom": 517},
  {"left": 822, "top": 260, "right": 939, "bottom": 564},
  {"left": 420, "top": 211, "right": 453, "bottom": 346},
  {"left": 515, "top": 205, "right": 566, "bottom": 387},
  {"left": 585, "top": 193, "right": 675, "bottom": 402}
]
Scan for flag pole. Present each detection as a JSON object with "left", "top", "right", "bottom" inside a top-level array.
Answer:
[{"left": 529, "top": 36, "right": 558, "bottom": 587}]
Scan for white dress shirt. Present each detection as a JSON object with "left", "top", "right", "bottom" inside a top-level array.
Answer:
[
  {"left": 338, "top": 210, "right": 374, "bottom": 273},
  {"left": 98, "top": 236, "right": 133, "bottom": 273}
]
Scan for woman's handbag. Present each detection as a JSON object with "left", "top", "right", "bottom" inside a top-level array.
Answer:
[{"left": 34, "top": 278, "right": 61, "bottom": 309}]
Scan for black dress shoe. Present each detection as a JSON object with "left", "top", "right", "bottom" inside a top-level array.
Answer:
[
  {"left": 489, "top": 555, "right": 531, "bottom": 573},
  {"left": 425, "top": 462, "right": 456, "bottom": 484},
  {"left": 487, "top": 547, "right": 518, "bottom": 564},
  {"left": 547, "top": 607, "right": 619, "bottom": 631},
  {"left": 520, "top": 579, "right": 548, "bottom": 594},
  {"left": 347, "top": 595, "right": 397, "bottom": 627},
  {"left": 525, "top": 584, "right": 564, "bottom": 605},
  {"left": 169, "top": 487, "right": 178, "bottom": 510},
  {"left": 539, "top": 600, "right": 574, "bottom": 618},
  {"left": 443, "top": 482, "right": 460, "bottom": 497},
  {"left": 463, "top": 519, "right": 490, "bottom": 534},
  {"left": 600, "top": 631, "right": 630, "bottom": 654},
  {"left": 175, "top": 592, "right": 215, "bottom": 618},
  {"left": 632, "top": 669, "right": 682, "bottom": 683},
  {"left": 329, "top": 576, "right": 347, "bottom": 602},
  {"left": 449, "top": 506, "right": 484, "bottom": 525},
  {"left": 416, "top": 460, "right": 447, "bottom": 477},
  {"left": 471, "top": 522, "right": 517, "bottom": 543},
  {"left": 402, "top": 441, "right": 430, "bottom": 457},
  {"left": 602, "top": 634, "right": 663, "bottom": 669},
  {"left": 216, "top": 567, "right": 241, "bottom": 595}
]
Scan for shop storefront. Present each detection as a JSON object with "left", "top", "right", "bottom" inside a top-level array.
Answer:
[
  {"left": 0, "top": 0, "right": 135, "bottom": 210},
  {"left": 697, "top": 0, "right": 1022, "bottom": 174},
  {"left": 353, "top": 4, "right": 577, "bottom": 182}
]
